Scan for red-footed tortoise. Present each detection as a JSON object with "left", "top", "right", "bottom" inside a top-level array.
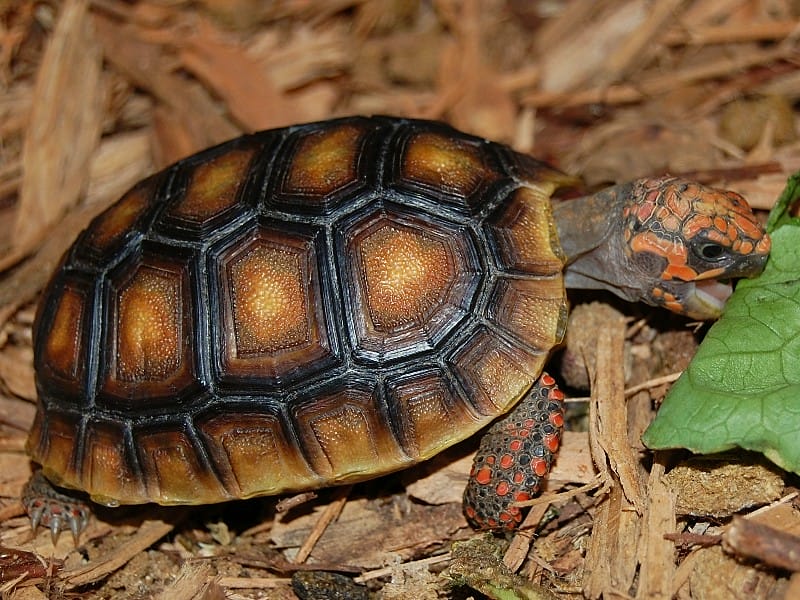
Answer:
[{"left": 24, "top": 116, "right": 771, "bottom": 540}]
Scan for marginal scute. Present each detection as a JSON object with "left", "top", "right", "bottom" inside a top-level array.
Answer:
[
  {"left": 215, "top": 224, "right": 335, "bottom": 384},
  {"left": 386, "top": 369, "right": 482, "bottom": 459},
  {"left": 100, "top": 251, "right": 197, "bottom": 405},
  {"left": 33, "top": 411, "right": 80, "bottom": 491},
  {"left": 486, "top": 276, "right": 567, "bottom": 352},
  {"left": 488, "top": 186, "right": 566, "bottom": 275},
  {"left": 168, "top": 147, "right": 255, "bottom": 223},
  {"left": 82, "top": 177, "right": 156, "bottom": 257},
  {"left": 37, "top": 278, "right": 89, "bottom": 397},
  {"left": 83, "top": 419, "right": 146, "bottom": 504},
  {"left": 197, "top": 411, "right": 321, "bottom": 498},
  {"left": 135, "top": 428, "right": 228, "bottom": 504},
  {"left": 343, "top": 208, "right": 481, "bottom": 361},
  {"left": 292, "top": 383, "right": 407, "bottom": 481},
  {"left": 449, "top": 326, "right": 547, "bottom": 417}
]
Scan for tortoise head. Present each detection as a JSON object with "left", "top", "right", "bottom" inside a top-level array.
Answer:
[{"left": 620, "top": 177, "right": 771, "bottom": 319}]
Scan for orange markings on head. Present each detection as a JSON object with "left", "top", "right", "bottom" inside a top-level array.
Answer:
[
  {"left": 664, "top": 188, "right": 692, "bottom": 218},
  {"left": 693, "top": 266, "right": 726, "bottom": 281},
  {"left": 630, "top": 231, "right": 684, "bottom": 261},
  {"left": 683, "top": 214, "right": 713, "bottom": 238},
  {"left": 663, "top": 262, "right": 699, "bottom": 281}
]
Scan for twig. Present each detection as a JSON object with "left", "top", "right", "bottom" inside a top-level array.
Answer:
[{"left": 292, "top": 485, "right": 352, "bottom": 564}]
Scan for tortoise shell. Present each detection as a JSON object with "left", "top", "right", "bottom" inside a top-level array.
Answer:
[{"left": 28, "top": 116, "right": 575, "bottom": 506}]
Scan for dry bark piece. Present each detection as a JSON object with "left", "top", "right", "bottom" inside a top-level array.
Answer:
[
  {"left": 560, "top": 302, "right": 631, "bottom": 390},
  {"left": 724, "top": 516, "right": 800, "bottom": 572}
]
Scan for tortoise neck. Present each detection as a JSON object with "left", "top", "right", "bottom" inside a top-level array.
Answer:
[{"left": 551, "top": 182, "right": 643, "bottom": 302}]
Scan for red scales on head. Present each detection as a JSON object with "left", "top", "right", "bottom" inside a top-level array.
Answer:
[{"left": 620, "top": 178, "right": 771, "bottom": 318}]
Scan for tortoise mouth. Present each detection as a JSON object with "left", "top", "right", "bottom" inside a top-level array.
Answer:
[{"left": 683, "top": 279, "right": 732, "bottom": 319}]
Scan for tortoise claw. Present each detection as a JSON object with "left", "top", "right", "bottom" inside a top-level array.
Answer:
[{"left": 22, "top": 471, "right": 90, "bottom": 544}]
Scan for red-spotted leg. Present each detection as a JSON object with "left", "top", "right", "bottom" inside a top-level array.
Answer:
[
  {"left": 463, "top": 373, "right": 565, "bottom": 530},
  {"left": 22, "top": 470, "right": 90, "bottom": 543}
]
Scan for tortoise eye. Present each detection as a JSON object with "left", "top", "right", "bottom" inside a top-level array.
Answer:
[{"left": 696, "top": 242, "right": 727, "bottom": 261}]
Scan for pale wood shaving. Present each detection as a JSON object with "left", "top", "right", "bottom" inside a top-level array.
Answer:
[
  {"left": 62, "top": 519, "right": 176, "bottom": 588},
  {"left": 4, "top": 0, "right": 102, "bottom": 271}
]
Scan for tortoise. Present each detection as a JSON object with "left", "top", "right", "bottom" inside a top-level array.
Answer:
[{"left": 24, "top": 116, "right": 771, "bottom": 539}]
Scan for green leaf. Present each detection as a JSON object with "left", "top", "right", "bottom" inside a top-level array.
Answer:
[{"left": 642, "top": 173, "right": 800, "bottom": 474}]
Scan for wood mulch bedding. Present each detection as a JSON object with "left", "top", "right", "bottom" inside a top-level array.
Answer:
[{"left": 1, "top": 1, "right": 800, "bottom": 598}]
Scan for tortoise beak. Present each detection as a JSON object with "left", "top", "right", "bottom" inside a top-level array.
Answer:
[{"left": 729, "top": 241, "right": 771, "bottom": 279}]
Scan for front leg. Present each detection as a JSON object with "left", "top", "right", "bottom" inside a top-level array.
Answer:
[{"left": 463, "top": 373, "right": 564, "bottom": 530}]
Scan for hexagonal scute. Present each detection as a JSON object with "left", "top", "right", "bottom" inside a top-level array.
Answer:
[
  {"left": 339, "top": 206, "right": 482, "bottom": 363},
  {"left": 271, "top": 119, "right": 377, "bottom": 215},
  {"left": 391, "top": 127, "right": 502, "bottom": 214},
  {"left": 212, "top": 222, "right": 338, "bottom": 388},
  {"left": 98, "top": 248, "right": 200, "bottom": 407},
  {"left": 163, "top": 143, "right": 259, "bottom": 232}
]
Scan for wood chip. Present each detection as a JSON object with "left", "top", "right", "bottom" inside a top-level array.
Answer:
[{"left": 4, "top": 0, "right": 102, "bottom": 270}]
